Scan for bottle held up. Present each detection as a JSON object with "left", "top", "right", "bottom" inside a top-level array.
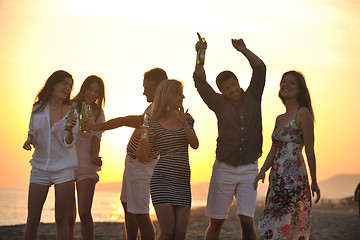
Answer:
[
  {"left": 79, "top": 101, "right": 87, "bottom": 132},
  {"left": 196, "top": 35, "right": 206, "bottom": 65},
  {"left": 65, "top": 102, "right": 77, "bottom": 131}
]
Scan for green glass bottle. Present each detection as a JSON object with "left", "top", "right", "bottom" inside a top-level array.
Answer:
[
  {"left": 79, "top": 101, "right": 87, "bottom": 131},
  {"left": 65, "top": 102, "right": 76, "bottom": 131},
  {"left": 197, "top": 37, "right": 206, "bottom": 65}
]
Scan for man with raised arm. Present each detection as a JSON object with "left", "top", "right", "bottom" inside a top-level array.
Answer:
[{"left": 193, "top": 33, "right": 266, "bottom": 240}]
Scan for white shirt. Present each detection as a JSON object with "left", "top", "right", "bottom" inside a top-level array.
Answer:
[
  {"left": 75, "top": 108, "right": 105, "bottom": 174},
  {"left": 28, "top": 103, "right": 78, "bottom": 171}
]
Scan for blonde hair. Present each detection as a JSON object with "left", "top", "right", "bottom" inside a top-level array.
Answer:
[{"left": 151, "top": 79, "right": 184, "bottom": 120}]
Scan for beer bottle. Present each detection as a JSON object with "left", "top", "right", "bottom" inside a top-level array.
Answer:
[
  {"left": 197, "top": 37, "right": 206, "bottom": 65},
  {"left": 79, "top": 101, "right": 87, "bottom": 131},
  {"left": 65, "top": 102, "right": 76, "bottom": 131},
  {"left": 140, "top": 113, "right": 150, "bottom": 143}
]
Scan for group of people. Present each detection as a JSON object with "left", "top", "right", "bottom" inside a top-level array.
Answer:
[
  {"left": 23, "top": 73, "right": 105, "bottom": 240},
  {"left": 23, "top": 32, "right": 320, "bottom": 240}
]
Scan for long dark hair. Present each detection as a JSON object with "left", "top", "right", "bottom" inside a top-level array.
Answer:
[
  {"left": 279, "top": 70, "right": 314, "bottom": 121},
  {"left": 72, "top": 75, "right": 105, "bottom": 113},
  {"left": 33, "top": 70, "right": 73, "bottom": 112}
]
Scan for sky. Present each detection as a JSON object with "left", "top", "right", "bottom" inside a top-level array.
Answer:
[{"left": 0, "top": 0, "right": 359, "bottom": 189}]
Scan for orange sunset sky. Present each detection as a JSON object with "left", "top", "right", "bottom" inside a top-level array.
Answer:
[{"left": 0, "top": 0, "right": 359, "bottom": 189}]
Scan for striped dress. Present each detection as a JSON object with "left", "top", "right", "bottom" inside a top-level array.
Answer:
[{"left": 149, "top": 116, "right": 194, "bottom": 207}]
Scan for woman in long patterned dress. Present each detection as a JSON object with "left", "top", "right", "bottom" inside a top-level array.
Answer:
[
  {"left": 254, "top": 71, "right": 321, "bottom": 240},
  {"left": 137, "top": 79, "right": 199, "bottom": 240}
]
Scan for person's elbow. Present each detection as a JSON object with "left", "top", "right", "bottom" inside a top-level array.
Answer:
[
  {"left": 137, "top": 155, "right": 146, "bottom": 163},
  {"left": 190, "top": 140, "right": 199, "bottom": 150}
]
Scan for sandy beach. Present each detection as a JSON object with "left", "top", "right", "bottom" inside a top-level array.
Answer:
[{"left": 1, "top": 200, "right": 359, "bottom": 240}]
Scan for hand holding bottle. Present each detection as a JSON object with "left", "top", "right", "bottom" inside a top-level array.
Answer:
[
  {"left": 65, "top": 102, "right": 77, "bottom": 131},
  {"left": 81, "top": 117, "right": 95, "bottom": 132},
  {"left": 67, "top": 114, "right": 78, "bottom": 130},
  {"left": 196, "top": 32, "right": 207, "bottom": 65}
]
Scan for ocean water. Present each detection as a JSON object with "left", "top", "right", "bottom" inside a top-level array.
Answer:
[{"left": 0, "top": 187, "right": 206, "bottom": 226}]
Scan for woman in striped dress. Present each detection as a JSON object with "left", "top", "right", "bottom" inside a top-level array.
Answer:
[{"left": 137, "top": 79, "right": 199, "bottom": 240}]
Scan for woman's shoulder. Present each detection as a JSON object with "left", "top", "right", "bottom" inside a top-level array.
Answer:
[
  {"left": 297, "top": 107, "right": 311, "bottom": 120},
  {"left": 275, "top": 113, "right": 284, "bottom": 122},
  {"left": 296, "top": 107, "right": 313, "bottom": 128}
]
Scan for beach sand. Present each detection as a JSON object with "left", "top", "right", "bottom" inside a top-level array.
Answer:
[{"left": 1, "top": 201, "right": 359, "bottom": 240}]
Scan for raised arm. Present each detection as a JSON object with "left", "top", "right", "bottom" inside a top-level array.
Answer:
[
  {"left": 232, "top": 38, "right": 266, "bottom": 98},
  {"left": 176, "top": 107, "right": 199, "bottom": 149},
  {"left": 232, "top": 39, "right": 263, "bottom": 68},
  {"left": 84, "top": 115, "right": 143, "bottom": 131},
  {"left": 194, "top": 32, "right": 207, "bottom": 76},
  {"left": 193, "top": 32, "right": 222, "bottom": 111},
  {"left": 298, "top": 107, "right": 320, "bottom": 204}
]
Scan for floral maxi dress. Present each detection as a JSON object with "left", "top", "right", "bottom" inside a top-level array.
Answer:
[{"left": 258, "top": 114, "right": 312, "bottom": 240}]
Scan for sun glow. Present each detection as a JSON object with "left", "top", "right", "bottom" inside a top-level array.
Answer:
[{"left": 0, "top": 0, "right": 360, "bottom": 189}]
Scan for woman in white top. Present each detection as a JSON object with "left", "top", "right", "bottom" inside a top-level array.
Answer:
[
  {"left": 23, "top": 70, "right": 78, "bottom": 240},
  {"left": 70, "top": 75, "right": 105, "bottom": 240}
]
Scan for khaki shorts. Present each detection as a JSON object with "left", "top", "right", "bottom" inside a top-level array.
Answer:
[
  {"left": 74, "top": 170, "right": 99, "bottom": 183},
  {"left": 30, "top": 167, "right": 74, "bottom": 186},
  {"left": 120, "top": 154, "right": 157, "bottom": 214},
  {"left": 206, "top": 160, "right": 258, "bottom": 219}
]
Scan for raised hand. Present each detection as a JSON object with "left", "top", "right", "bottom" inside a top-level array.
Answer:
[
  {"left": 195, "top": 32, "right": 207, "bottom": 52},
  {"left": 231, "top": 38, "right": 246, "bottom": 52},
  {"left": 175, "top": 106, "right": 188, "bottom": 125}
]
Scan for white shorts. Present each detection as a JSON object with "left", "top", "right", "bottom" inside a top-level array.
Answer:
[
  {"left": 74, "top": 170, "right": 99, "bottom": 183},
  {"left": 30, "top": 167, "right": 75, "bottom": 186},
  {"left": 206, "top": 160, "right": 258, "bottom": 219},
  {"left": 120, "top": 154, "right": 157, "bottom": 214}
]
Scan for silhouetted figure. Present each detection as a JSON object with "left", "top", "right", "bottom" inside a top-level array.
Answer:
[{"left": 355, "top": 183, "right": 360, "bottom": 216}]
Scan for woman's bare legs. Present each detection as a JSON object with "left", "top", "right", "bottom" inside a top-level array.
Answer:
[
  {"left": 76, "top": 178, "right": 97, "bottom": 240},
  {"left": 55, "top": 180, "right": 75, "bottom": 240},
  {"left": 24, "top": 183, "right": 50, "bottom": 240},
  {"left": 154, "top": 204, "right": 190, "bottom": 240}
]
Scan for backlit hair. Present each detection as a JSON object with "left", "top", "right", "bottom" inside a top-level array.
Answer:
[
  {"left": 279, "top": 70, "right": 314, "bottom": 121},
  {"left": 33, "top": 70, "right": 73, "bottom": 113},
  {"left": 144, "top": 68, "right": 168, "bottom": 86},
  {"left": 151, "top": 79, "right": 184, "bottom": 120},
  {"left": 72, "top": 75, "right": 105, "bottom": 112}
]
